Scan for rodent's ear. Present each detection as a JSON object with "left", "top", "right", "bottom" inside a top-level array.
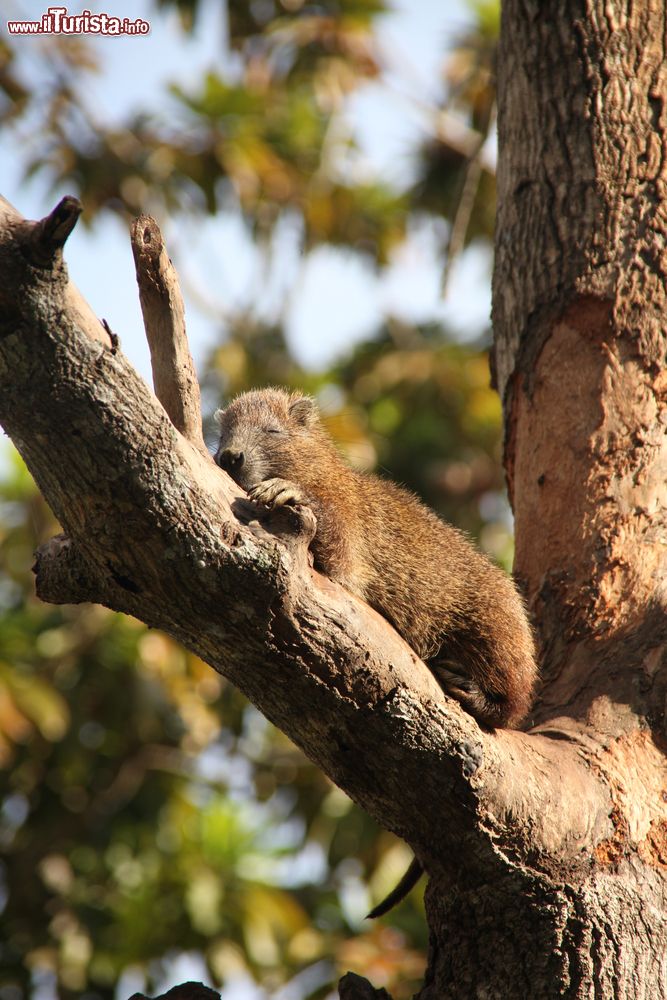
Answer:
[
  {"left": 213, "top": 408, "right": 225, "bottom": 427},
  {"left": 289, "top": 396, "right": 318, "bottom": 427}
]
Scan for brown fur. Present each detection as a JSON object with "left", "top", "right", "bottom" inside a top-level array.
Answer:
[{"left": 214, "top": 387, "right": 537, "bottom": 729}]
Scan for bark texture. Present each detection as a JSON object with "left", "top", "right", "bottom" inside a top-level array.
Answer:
[{"left": 486, "top": 1, "right": 667, "bottom": 996}]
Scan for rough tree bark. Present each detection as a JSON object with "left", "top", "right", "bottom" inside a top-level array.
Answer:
[
  {"left": 486, "top": 1, "right": 667, "bottom": 996},
  {"left": 0, "top": 2, "right": 665, "bottom": 998}
]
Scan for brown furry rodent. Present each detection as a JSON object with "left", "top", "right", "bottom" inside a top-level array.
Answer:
[
  {"left": 215, "top": 387, "right": 537, "bottom": 729},
  {"left": 214, "top": 388, "right": 537, "bottom": 918}
]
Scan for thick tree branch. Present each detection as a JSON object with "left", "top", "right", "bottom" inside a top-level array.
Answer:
[
  {"left": 0, "top": 197, "right": 613, "bottom": 894},
  {"left": 33, "top": 533, "right": 106, "bottom": 605}
]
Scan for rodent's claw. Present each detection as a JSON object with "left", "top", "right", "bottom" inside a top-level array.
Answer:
[{"left": 248, "top": 478, "right": 305, "bottom": 509}]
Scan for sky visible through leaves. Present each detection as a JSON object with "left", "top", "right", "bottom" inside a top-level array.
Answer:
[{"left": 0, "top": 0, "right": 492, "bottom": 384}]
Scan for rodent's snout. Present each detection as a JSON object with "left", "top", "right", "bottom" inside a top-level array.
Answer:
[{"left": 216, "top": 447, "right": 245, "bottom": 477}]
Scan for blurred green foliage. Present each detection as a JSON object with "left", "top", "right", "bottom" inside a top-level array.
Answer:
[{"left": 0, "top": 1, "right": 501, "bottom": 998}]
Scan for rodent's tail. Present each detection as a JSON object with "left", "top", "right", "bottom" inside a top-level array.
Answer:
[{"left": 366, "top": 856, "right": 423, "bottom": 919}]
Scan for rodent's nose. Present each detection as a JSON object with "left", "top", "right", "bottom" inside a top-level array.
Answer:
[{"left": 216, "top": 447, "right": 245, "bottom": 475}]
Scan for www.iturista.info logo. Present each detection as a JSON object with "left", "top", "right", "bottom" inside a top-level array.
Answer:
[{"left": 6, "top": 6, "right": 150, "bottom": 35}]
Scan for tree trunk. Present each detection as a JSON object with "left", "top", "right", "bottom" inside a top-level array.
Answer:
[
  {"left": 0, "top": 3, "right": 665, "bottom": 999},
  {"left": 482, "top": 0, "right": 667, "bottom": 996}
]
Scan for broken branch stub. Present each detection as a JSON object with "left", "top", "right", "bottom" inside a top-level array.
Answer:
[
  {"left": 0, "top": 195, "right": 112, "bottom": 350},
  {"left": 16, "top": 194, "right": 82, "bottom": 267},
  {"left": 130, "top": 214, "right": 206, "bottom": 454}
]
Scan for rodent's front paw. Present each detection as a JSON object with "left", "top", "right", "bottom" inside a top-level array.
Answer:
[{"left": 248, "top": 478, "right": 306, "bottom": 509}]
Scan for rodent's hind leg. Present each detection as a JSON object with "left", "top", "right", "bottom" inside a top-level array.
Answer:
[
  {"left": 248, "top": 477, "right": 306, "bottom": 509},
  {"left": 430, "top": 661, "right": 501, "bottom": 728}
]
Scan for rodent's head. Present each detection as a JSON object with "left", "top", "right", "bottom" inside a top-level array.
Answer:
[{"left": 214, "top": 388, "right": 320, "bottom": 490}]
